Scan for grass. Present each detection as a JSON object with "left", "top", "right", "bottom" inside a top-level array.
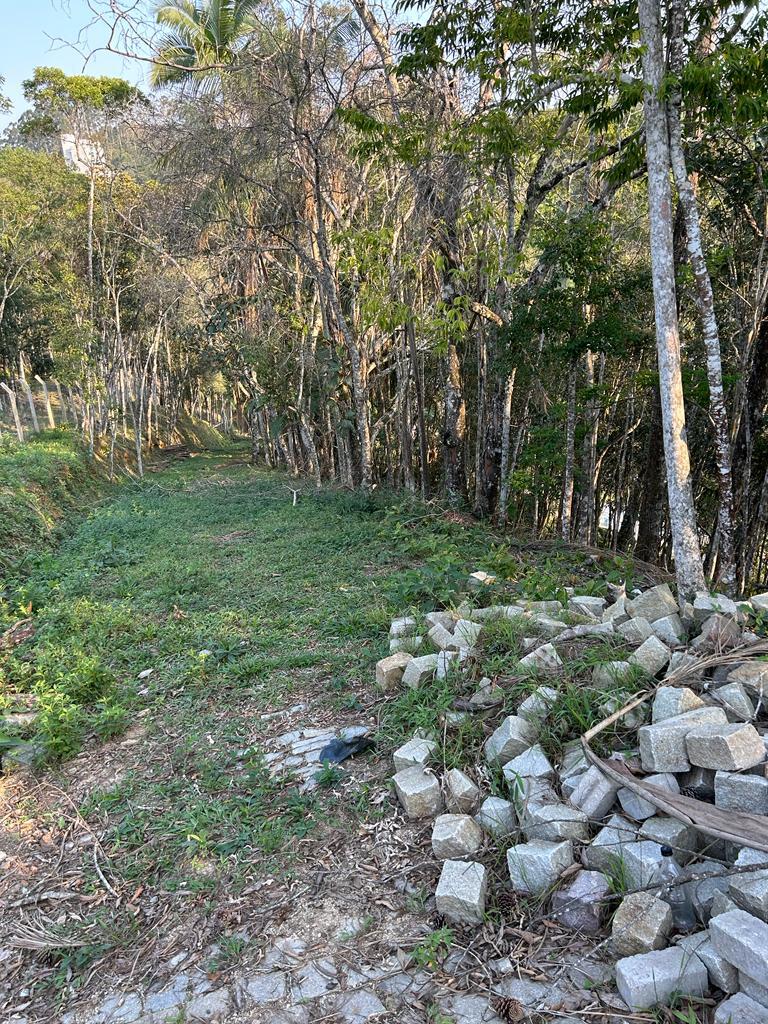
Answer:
[{"left": 1, "top": 437, "right": 657, "bottom": 909}]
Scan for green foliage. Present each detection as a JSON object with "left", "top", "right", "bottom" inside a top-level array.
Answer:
[{"left": 411, "top": 927, "right": 454, "bottom": 970}]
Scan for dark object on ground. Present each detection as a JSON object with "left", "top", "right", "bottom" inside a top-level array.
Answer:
[{"left": 317, "top": 734, "right": 375, "bottom": 764}]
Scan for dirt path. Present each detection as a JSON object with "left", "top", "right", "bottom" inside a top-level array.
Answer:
[{"left": 0, "top": 457, "right": 615, "bottom": 1024}]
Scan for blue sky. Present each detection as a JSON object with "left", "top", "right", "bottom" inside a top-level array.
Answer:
[{"left": 1, "top": 0, "right": 147, "bottom": 130}]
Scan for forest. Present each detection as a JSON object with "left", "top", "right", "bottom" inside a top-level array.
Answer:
[{"left": 1, "top": 0, "right": 767, "bottom": 601}]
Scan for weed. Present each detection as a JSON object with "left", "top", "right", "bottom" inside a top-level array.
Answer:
[
  {"left": 412, "top": 927, "right": 454, "bottom": 970},
  {"left": 314, "top": 761, "right": 343, "bottom": 788}
]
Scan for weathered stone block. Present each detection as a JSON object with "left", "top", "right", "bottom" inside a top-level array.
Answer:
[
  {"left": 507, "top": 840, "right": 574, "bottom": 895},
  {"left": 376, "top": 651, "right": 413, "bottom": 691},
  {"left": 683, "top": 860, "right": 730, "bottom": 924},
  {"left": 628, "top": 635, "right": 671, "bottom": 676},
  {"left": 685, "top": 722, "right": 765, "bottom": 771},
  {"left": 454, "top": 618, "right": 482, "bottom": 649},
  {"left": 603, "top": 595, "right": 629, "bottom": 625},
  {"left": 615, "top": 947, "right": 708, "bottom": 1010},
  {"left": 714, "top": 994, "right": 768, "bottom": 1024},
  {"left": 517, "top": 685, "right": 558, "bottom": 723},
  {"left": 390, "top": 615, "right": 417, "bottom": 638},
  {"left": 522, "top": 801, "right": 590, "bottom": 842},
  {"left": 389, "top": 635, "right": 423, "bottom": 654},
  {"left": 694, "top": 591, "right": 739, "bottom": 623},
  {"left": 431, "top": 814, "right": 483, "bottom": 859},
  {"left": 618, "top": 617, "right": 653, "bottom": 644},
  {"left": 714, "top": 771, "right": 768, "bottom": 814},
  {"left": 401, "top": 654, "right": 439, "bottom": 689},
  {"left": 567, "top": 764, "right": 618, "bottom": 820},
  {"left": 550, "top": 869, "right": 609, "bottom": 934},
  {"left": 393, "top": 737, "right": 437, "bottom": 772},
  {"left": 639, "top": 816, "right": 698, "bottom": 864},
  {"left": 626, "top": 584, "right": 679, "bottom": 623},
  {"left": 435, "top": 860, "right": 487, "bottom": 925},
  {"left": 581, "top": 814, "right": 637, "bottom": 873},
  {"left": 618, "top": 772, "right": 680, "bottom": 821},
  {"left": 611, "top": 892, "right": 671, "bottom": 956},
  {"left": 474, "top": 796, "right": 516, "bottom": 837},
  {"left": 710, "top": 908, "right": 768, "bottom": 984},
  {"left": 393, "top": 767, "right": 443, "bottom": 819},
  {"left": 727, "top": 661, "right": 768, "bottom": 698},
  {"left": 484, "top": 716, "right": 537, "bottom": 765},
  {"left": 436, "top": 649, "right": 467, "bottom": 681},
  {"left": 677, "top": 931, "right": 738, "bottom": 993},
  {"left": 518, "top": 642, "right": 563, "bottom": 675},
  {"left": 502, "top": 744, "right": 554, "bottom": 783},
  {"left": 428, "top": 622, "right": 460, "bottom": 651},
  {"left": 592, "top": 661, "right": 633, "bottom": 687},
  {"left": 652, "top": 613, "right": 686, "bottom": 645},
  {"left": 666, "top": 650, "right": 703, "bottom": 678},
  {"left": 652, "top": 686, "right": 705, "bottom": 723},
  {"left": 691, "top": 613, "right": 742, "bottom": 652},
  {"left": 638, "top": 706, "right": 728, "bottom": 772},
  {"left": 741, "top": 974, "right": 768, "bottom": 1010},
  {"left": 714, "top": 681, "right": 755, "bottom": 722},
  {"left": 621, "top": 840, "right": 667, "bottom": 889},
  {"left": 568, "top": 595, "right": 607, "bottom": 618},
  {"left": 425, "top": 610, "right": 455, "bottom": 631},
  {"left": 729, "top": 848, "right": 768, "bottom": 922},
  {"left": 445, "top": 768, "right": 481, "bottom": 814}
]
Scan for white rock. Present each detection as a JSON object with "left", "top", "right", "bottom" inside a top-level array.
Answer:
[
  {"left": 626, "top": 584, "right": 679, "bottom": 623},
  {"left": 393, "top": 737, "right": 437, "bottom": 772},
  {"left": 518, "top": 643, "right": 563, "bottom": 676},
  {"left": 393, "top": 767, "right": 444, "bottom": 819},
  {"left": 617, "top": 617, "right": 653, "bottom": 644},
  {"left": 445, "top": 768, "right": 481, "bottom": 814},
  {"left": 401, "top": 654, "right": 439, "bottom": 689},
  {"left": 628, "top": 636, "right": 671, "bottom": 676},
  {"left": 617, "top": 773, "right": 680, "bottom": 821},
  {"left": 651, "top": 685, "right": 705, "bottom": 722},
  {"left": 507, "top": 840, "right": 574, "bottom": 895},
  {"left": 435, "top": 860, "right": 487, "bottom": 924},
  {"left": 502, "top": 744, "right": 555, "bottom": 783},
  {"left": 454, "top": 618, "right": 482, "bottom": 649},
  {"left": 484, "top": 716, "right": 537, "bottom": 765},
  {"left": 431, "top": 814, "right": 484, "bottom": 859},
  {"left": 651, "top": 613, "right": 686, "bottom": 645},
  {"left": 390, "top": 615, "right": 417, "bottom": 639},
  {"left": 474, "top": 796, "right": 516, "bottom": 837}
]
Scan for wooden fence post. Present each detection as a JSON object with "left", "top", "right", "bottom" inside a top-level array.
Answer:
[
  {"left": 53, "top": 379, "right": 69, "bottom": 423},
  {"left": 22, "top": 379, "right": 40, "bottom": 432},
  {"left": 0, "top": 383, "right": 25, "bottom": 441},
  {"left": 34, "top": 375, "right": 56, "bottom": 428}
]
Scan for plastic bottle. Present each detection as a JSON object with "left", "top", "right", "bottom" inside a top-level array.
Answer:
[{"left": 658, "top": 845, "right": 697, "bottom": 932}]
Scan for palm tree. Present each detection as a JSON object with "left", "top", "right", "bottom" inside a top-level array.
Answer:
[{"left": 151, "top": 0, "right": 261, "bottom": 92}]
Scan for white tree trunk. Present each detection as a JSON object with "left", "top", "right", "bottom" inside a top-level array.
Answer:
[
  {"left": 638, "top": 0, "right": 706, "bottom": 598},
  {"left": 561, "top": 361, "right": 577, "bottom": 541},
  {"left": 667, "top": 0, "right": 735, "bottom": 593}
]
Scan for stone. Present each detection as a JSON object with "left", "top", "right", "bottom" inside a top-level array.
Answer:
[
  {"left": 517, "top": 685, "right": 559, "bottom": 723},
  {"left": 638, "top": 706, "right": 729, "bottom": 772},
  {"left": 425, "top": 610, "right": 455, "bottom": 631},
  {"left": 710, "top": 908, "right": 768, "bottom": 984},
  {"left": 652, "top": 686, "right": 705, "bottom": 723},
  {"left": 390, "top": 615, "right": 417, "bottom": 638},
  {"left": 677, "top": 931, "right": 739, "bottom": 993},
  {"left": 618, "top": 773, "right": 680, "bottom": 821},
  {"left": 621, "top": 840, "right": 667, "bottom": 889},
  {"left": 435, "top": 859, "right": 487, "bottom": 924},
  {"left": 389, "top": 635, "right": 423, "bottom": 654},
  {"left": 445, "top": 768, "right": 481, "bottom": 813},
  {"left": 729, "top": 849, "right": 768, "bottom": 922},
  {"left": 475, "top": 796, "right": 516, "bottom": 837},
  {"left": 683, "top": 860, "right": 731, "bottom": 923},
  {"left": 685, "top": 722, "right": 765, "bottom": 771},
  {"left": 628, "top": 636, "right": 671, "bottom": 676},
  {"left": 741, "top": 975, "right": 768, "bottom": 1010},
  {"left": 293, "top": 959, "right": 338, "bottom": 1000},
  {"left": 484, "top": 716, "right": 537, "bottom": 765},
  {"left": 751, "top": 592, "right": 768, "bottom": 613},
  {"left": 454, "top": 618, "right": 482, "bottom": 649},
  {"left": 393, "top": 767, "right": 443, "bottom": 818},
  {"left": 667, "top": 650, "right": 703, "bottom": 678},
  {"left": 694, "top": 591, "right": 739, "bottom": 623},
  {"left": 567, "top": 764, "right": 619, "bottom": 820},
  {"left": 432, "top": 814, "right": 484, "bottom": 859},
  {"left": 568, "top": 595, "right": 607, "bottom": 617},
  {"left": 714, "top": 994, "right": 768, "bottom": 1024},
  {"left": 592, "top": 661, "right": 634, "bottom": 687},
  {"left": 392, "top": 737, "right": 438, "bottom": 772},
  {"left": 550, "top": 869, "right": 609, "bottom": 933},
  {"left": 618, "top": 616, "right": 654, "bottom": 644},
  {"left": 612, "top": 892, "right": 672, "bottom": 956},
  {"left": 679, "top": 765, "right": 716, "bottom": 800},
  {"left": 518, "top": 642, "right": 563, "bottom": 675},
  {"left": 639, "top": 816, "right": 698, "bottom": 864},
  {"left": 581, "top": 814, "right": 637, "bottom": 873},
  {"left": 376, "top": 651, "right": 414, "bottom": 690},
  {"left": 615, "top": 947, "right": 708, "bottom": 1011},
  {"left": 626, "top": 584, "right": 679, "bottom": 623},
  {"left": 691, "top": 613, "right": 742, "bottom": 652},
  {"left": 652, "top": 613, "right": 686, "bottom": 645},
  {"left": 502, "top": 744, "right": 555, "bottom": 783},
  {"left": 603, "top": 596, "right": 630, "bottom": 625},
  {"left": 715, "top": 771, "right": 768, "bottom": 814},
  {"left": 727, "top": 661, "right": 768, "bottom": 698},
  {"left": 470, "top": 682, "right": 504, "bottom": 708},
  {"left": 335, "top": 989, "right": 387, "bottom": 1023},
  {"left": 428, "top": 622, "right": 460, "bottom": 650},
  {"left": 435, "top": 650, "right": 460, "bottom": 681},
  {"left": 710, "top": 892, "right": 739, "bottom": 917},
  {"left": 522, "top": 801, "right": 590, "bottom": 842},
  {"left": 185, "top": 988, "right": 230, "bottom": 1019},
  {"left": 438, "top": 993, "right": 504, "bottom": 1024},
  {"left": 507, "top": 839, "right": 574, "bottom": 895},
  {"left": 403, "top": 653, "right": 440, "bottom": 689},
  {"left": 714, "top": 681, "right": 755, "bottom": 722}
]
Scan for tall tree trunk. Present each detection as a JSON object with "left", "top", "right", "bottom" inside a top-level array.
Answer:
[
  {"left": 667, "top": 0, "right": 735, "bottom": 593},
  {"left": 561, "top": 360, "right": 577, "bottom": 540},
  {"left": 638, "top": 0, "right": 706, "bottom": 597}
]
